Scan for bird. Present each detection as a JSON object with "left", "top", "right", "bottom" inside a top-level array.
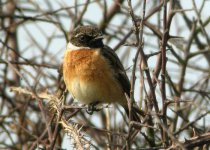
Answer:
[{"left": 63, "top": 25, "right": 141, "bottom": 121}]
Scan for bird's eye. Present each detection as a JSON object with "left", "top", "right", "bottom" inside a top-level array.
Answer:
[
  {"left": 79, "top": 35, "right": 86, "bottom": 41},
  {"left": 99, "top": 31, "right": 103, "bottom": 36}
]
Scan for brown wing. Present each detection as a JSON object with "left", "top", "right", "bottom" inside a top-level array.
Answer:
[
  {"left": 101, "top": 46, "right": 144, "bottom": 122},
  {"left": 100, "top": 45, "right": 131, "bottom": 97}
]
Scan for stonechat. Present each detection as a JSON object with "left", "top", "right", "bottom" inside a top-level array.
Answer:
[{"left": 63, "top": 25, "right": 141, "bottom": 121}]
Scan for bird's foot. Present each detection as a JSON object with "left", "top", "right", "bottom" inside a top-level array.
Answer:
[{"left": 86, "top": 101, "right": 100, "bottom": 115}]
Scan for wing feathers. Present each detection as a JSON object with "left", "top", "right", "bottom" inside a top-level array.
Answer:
[{"left": 100, "top": 45, "right": 131, "bottom": 96}]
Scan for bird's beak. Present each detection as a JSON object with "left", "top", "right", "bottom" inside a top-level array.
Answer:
[
  {"left": 90, "top": 35, "right": 104, "bottom": 44},
  {"left": 93, "top": 35, "right": 104, "bottom": 41}
]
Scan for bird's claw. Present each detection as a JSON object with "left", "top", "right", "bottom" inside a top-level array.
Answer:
[{"left": 86, "top": 102, "right": 100, "bottom": 115}]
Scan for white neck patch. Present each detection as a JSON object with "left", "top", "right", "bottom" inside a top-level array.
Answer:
[{"left": 66, "top": 42, "right": 91, "bottom": 51}]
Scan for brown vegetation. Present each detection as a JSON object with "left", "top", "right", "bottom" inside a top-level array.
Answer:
[{"left": 0, "top": 0, "right": 210, "bottom": 149}]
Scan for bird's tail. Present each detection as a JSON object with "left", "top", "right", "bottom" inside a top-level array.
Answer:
[{"left": 123, "top": 105, "right": 144, "bottom": 122}]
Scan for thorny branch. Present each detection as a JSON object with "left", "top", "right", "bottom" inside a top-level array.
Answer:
[{"left": 1, "top": 0, "right": 210, "bottom": 149}]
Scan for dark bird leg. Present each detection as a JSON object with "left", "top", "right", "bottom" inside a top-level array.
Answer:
[{"left": 86, "top": 101, "right": 100, "bottom": 115}]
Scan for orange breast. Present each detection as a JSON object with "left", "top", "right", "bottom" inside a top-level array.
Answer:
[{"left": 63, "top": 49, "right": 126, "bottom": 105}]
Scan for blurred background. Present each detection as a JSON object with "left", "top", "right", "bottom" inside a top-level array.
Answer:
[{"left": 0, "top": 0, "right": 210, "bottom": 149}]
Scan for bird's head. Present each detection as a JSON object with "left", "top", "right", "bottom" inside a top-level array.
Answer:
[{"left": 70, "top": 26, "right": 104, "bottom": 48}]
